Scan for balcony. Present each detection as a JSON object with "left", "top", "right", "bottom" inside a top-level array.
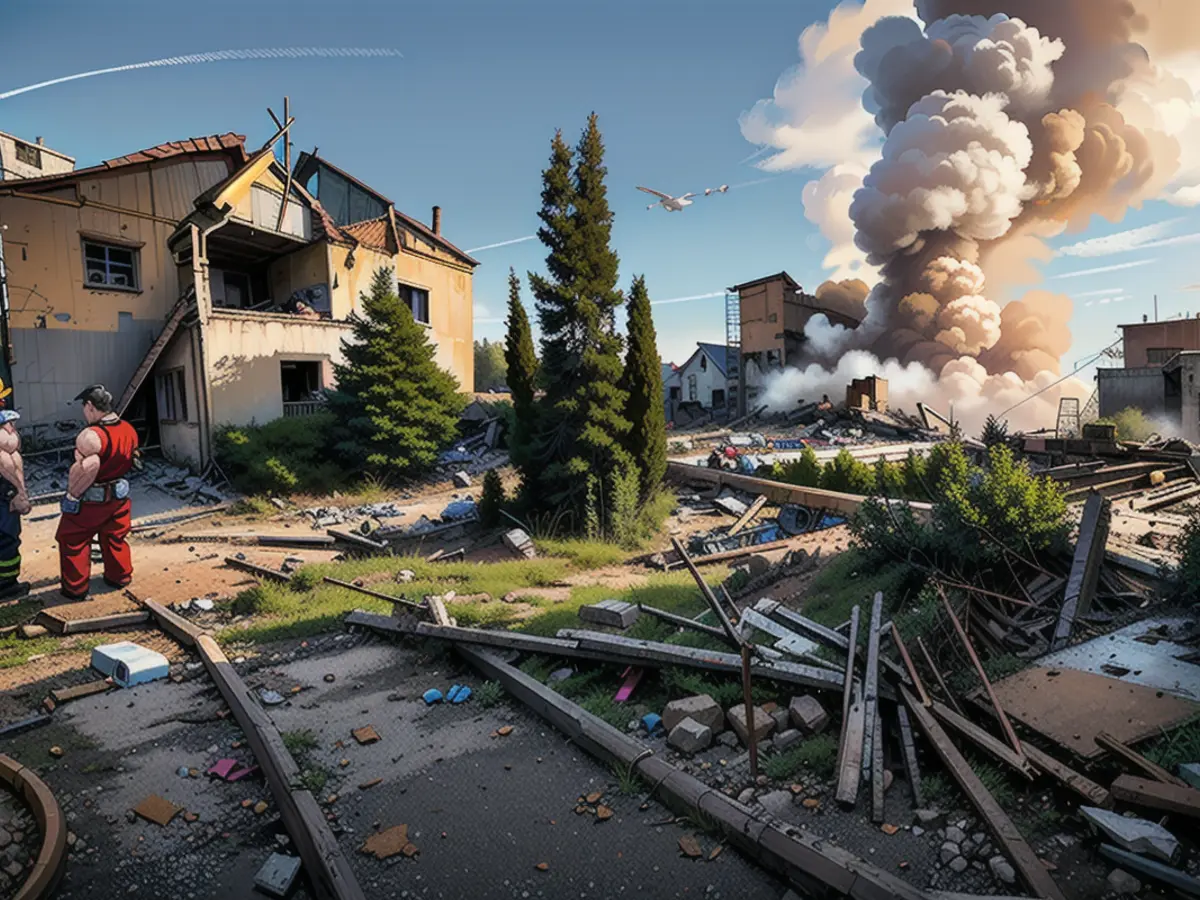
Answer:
[{"left": 283, "top": 400, "right": 327, "bottom": 418}]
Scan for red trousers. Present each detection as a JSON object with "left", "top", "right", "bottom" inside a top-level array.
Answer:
[{"left": 56, "top": 499, "right": 132, "bottom": 596}]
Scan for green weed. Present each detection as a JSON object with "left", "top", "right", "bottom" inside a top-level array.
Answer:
[{"left": 476, "top": 681, "right": 505, "bottom": 708}]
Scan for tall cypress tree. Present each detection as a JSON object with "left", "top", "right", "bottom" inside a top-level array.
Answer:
[
  {"left": 503, "top": 267, "right": 538, "bottom": 490},
  {"left": 328, "top": 268, "right": 465, "bottom": 479},
  {"left": 621, "top": 275, "right": 666, "bottom": 499},
  {"left": 529, "top": 115, "right": 632, "bottom": 528}
]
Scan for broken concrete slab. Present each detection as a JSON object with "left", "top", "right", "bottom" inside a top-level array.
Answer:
[
  {"left": 255, "top": 852, "right": 302, "bottom": 898},
  {"left": 578, "top": 599, "right": 639, "bottom": 630},
  {"left": 773, "top": 729, "right": 804, "bottom": 753},
  {"left": 1079, "top": 806, "right": 1179, "bottom": 862},
  {"left": 503, "top": 528, "right": 536, "bottom": 559},
  {"left": 667, "top": 717, "right": 713, "bottom": 754},
  {"left": 1180, "top": 762, "right": 1200, "bottom": 790},
  {"left": 133, "top": 794, "right": 182, "bottom": 827},
  {"left": 1106, "top": 868, "right": 1142, "bottom": 896},
  {"left": 727, "top": 704, "right": 774, "bottom": 747},
  {"left": 662, "top": 694, "right": 724, "bottom": 734},
  {"left": 789, "top": 695, "right": 829, "bottom": 733},
  {"left": 452, "top": 471, "right": 472, "bottom": 488}
]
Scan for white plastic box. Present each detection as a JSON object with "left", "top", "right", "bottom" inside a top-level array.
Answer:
[{"left": 90, "top": 641, "right": 170, "bottom": 688}]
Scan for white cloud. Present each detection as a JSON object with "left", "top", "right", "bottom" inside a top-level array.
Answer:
[
  {"left": 1116, "top": 53, "right": 1200, "bottom": 207},
  {"left": 1053, "top": 259, "right": 1159, "bottom": 279},
  {"left": 802, "top": 163, "right": 878, "bottom": 280},
  {"left": 474, "top": 303, "right": 492, "bottom": 319},
  {"left": 1056, "top": 218, "right": 1183, "bottom": 257}
]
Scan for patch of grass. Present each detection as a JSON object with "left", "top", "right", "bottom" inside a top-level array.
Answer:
[
  {"left": 552, "top": 667, "right": 613, "bottom": 700},
  {"left": 535, "top": 538, "right": 628, "bottom": 569},
  {"left": 920, "top": 773, "right": 959, "bottom": 810},
  {"left": 517, "top": 656, "right": 560, "bottom": 683},
  {"left": 282, "top": 729, "right": 319, "bottom": 757},
  {"left": 476, "top": 680, "right": 505, "bottom": 708},
  {"left": 0, "top": 634, "right": 108, "bottom": 669},
  {"left": 800, "top": 550, "right": 914, "bottom": 628},
  {"left": 658, "top": 667, "right": 776, "bottom": 708},
  {"left": 612, "top": 761, "right": 641, "bottom": 795},
  {"left": 229, "top": 496, "right": 277, "bottom": 517},
  {"left": 762, "top": 733, "right": 839, "bottom": 781},
  {"left": 947, "top": 652, "right": 1028, "bottom": 695},
  {"left": 1141, "top": 717, "right": 1200, "bottom": 771},
  {"left": 299, "top": 767, "right": 329, "bottom": 794},
  {"left": 579, "top": 687, "right": 630, "bottom": 728},
  {"left": 0, "top": 597, "right": 43, "bottom": 629},
  {"left": 970, "top": 756, "right": 1017, "bottom": 809}
]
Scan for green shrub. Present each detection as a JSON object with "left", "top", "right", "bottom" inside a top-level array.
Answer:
[
  {"left": 1096, "top": 406, "right": 1155, "bottom": 442},
  {"left": 776, "top": 446, "right": 822, "bottom": 487},
  {"left": 479, "top": 469, "right": 506, "bottom": 528},
  {"left": 821, "top": 449, "right": 876, "bottom": 494},
  {"left": 215, "top": 412, "right": 345, "bottom": 496},
  {"left": 609, "top": 462, "right": 642, "bottom": 548}
]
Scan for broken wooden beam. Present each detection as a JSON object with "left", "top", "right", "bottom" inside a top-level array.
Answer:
[
  {"left": 896, "top": 706, "right": 923, "bottom": 807},
  {"left": 761, "top": 600, "right": 850, "bottom": 653},
  {"left": 327, "top": 528, "right": 389, "bottom": 553},
  {"left": 662, "top": 535, "right": 802, "bottom": 569},
  {"left": 835, "top": 605, "right": 864, "bottom": 808},
  {"left": 870, "top": 709, "right": 885, "bottom": 824},
  {"left": 915, "top": 635, "right": 963, "bottom": 714},
  {"left": 929, "top": 702, "right": 1035, "bottom": 780},
  {"left": 890, "top": 623, "right": 930, "bottom": 707},
  {"left": 727, "top": 494, "right": 768, "bottom": 537},
  {"left": 1095, "top": 732, "right": 1190, "bottom": 788},
  {"left": 861, "top": 592, "right": 883, "bottom": 787},
  {"left": 672, "top": 537, "right": 741, "bottom": 648},
  {"left": 636, "top": 603, "right": 731, "bottom": 643},
  {"left": 901, "top": 686, "right": 1066, "bottom": 900},
  {"left": 224, "top": 556, "right": 290, "bottom": 582},
  {"left": 1110, "top": 774, "right": 1200, "bottom": 820},
  {"left": 35, "top": 608, "right": 151, "bottom": 635},
  {"left": 936, "top": 585, "right": 1022, "bottom": 757},
  {"left": 1052, "top": 491, "right": 1111, "bottom": 651},
  {"left": 323, "top": 577, "right": 423, "bottom": 611},
  {"left": 257, "top": 534, "right": 337, "bottom": 549},
  {"left": 424, "top": 594, "right": 454, "bottom": 628},
  {"left": 49, "top": 680, "right": 113, "bottom": 705}
]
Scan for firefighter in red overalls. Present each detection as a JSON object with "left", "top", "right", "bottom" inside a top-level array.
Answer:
[{"left": 57, "top": 385, "right": 139, "bottom": 600}]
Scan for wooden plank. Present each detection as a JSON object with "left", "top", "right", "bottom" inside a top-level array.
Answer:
[
  {"left": 890, "top": 623, "right": 930, "bottom": 707},
  {"left": 763, "top": 601, "right": 850, "bottom": 652},
  {"left": 323, "top": 577, "right": 423, "bottom": 611},
  {"left": 727, "top": 494, "right": 768, "bottom": 537},
  {"left": 116, "top": 290, "right": 194, "bottom": 415},
  {"left": 1052, "top": 492, "right": 1111, "bottom": 651},
  {"left": 137, "top": 596, "right": 204, "bottom": 647},
  {"left": 224, "top": 556, "right": 289, "bottom": 582},
  {"left": 49, "top": 680, "right": 112, "bottom": 704},
  {"left": 425, "top": 594, "right": 452, "bottom": 627},
  {"left": 672, "top": 537, "right": 741, "bottom": 647},
  {"left": 1110, "top": 774, "right": 1200, "bottom": 820},
  {"left": 327, "top": 529, "right": 389, "bottom": 553},
  {"left": 896, "top": 706, "right": 923, "bottom": 807},
  {"left": 929, "top": 702, "right": 1035, "bottom": 779},
  {"left": 835, "top": 605, "right": 863, "bottom": 807},
  {"left": 636, "top": 603, "right": 731, "bottom": 643},
  {"left": 37, "top": 609, "right": 151, "bottom": 635},
  {"left": 861, "top": 592, "right": 883, "bottom": 783},
  {"left": 665, "top": 535, "right": 802, "bottom": 569},
  {"left": 1095, "top": 732, "right": 1190, "bottom": 787},
  {"left": 870, "top": 709, "right": 885, "bottom": 824},
  {"left": 901, "top": 687, "right": 1066, "bottom": 900},
  {"left": 195, "top": 634, "right": 365, "bottom": 900}
]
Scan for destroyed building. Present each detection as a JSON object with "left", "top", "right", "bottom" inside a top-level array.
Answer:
[
  {"left": 0, "top": 131, "right": 74, "bottom": 182},
  {"left": 0, "top": 130, "right": 478, "bottom": 468},
  {"left": 1096, "top": 314, "right": 1200, "bottom": 441},
  {"left": 664, "top": 342, "right": 730, "bottom": 424},
  {"left": 726, "top": 271, "right": 862, "bottom": 416}
]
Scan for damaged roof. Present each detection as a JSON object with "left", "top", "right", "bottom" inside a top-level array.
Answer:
[{"left": 342, "top": 215, "right": 394, "bottom": 253}]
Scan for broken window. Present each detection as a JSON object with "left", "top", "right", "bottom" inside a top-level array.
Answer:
[
  {"left": 281, "top": 360, "right": 323, "bottom": 403},
  {"left": 669, "top": 386, "right": 681, "bottom": 401},
  {"left": 688, "top": 374, "right": 697, "bottom": 401},
  {"left": 222, "top": 271, "right": 252, "bottom": 308},
  {"left": 83, "top": 240, "right": 139, "bottom": 291},
  {"left": 398, "top": 283, "right": 430, "bottom": 325},
  {"left": 1147, "top": 347, "right": 1183, "bottom": 365},
  {"left": 711, "top": 389, "right": 726, "bottom": 408},
  {"left": 155, "top": 368, "right": 187, "bottom": 423},
  {"left": 766, "top": 349, "right": 782, "bottom": 368},
  {"left": 14, "top": 141, "right": 40, "bottom": 168},
  {"left": 700, "top": 354, "right": 707, "bottom": 372}
]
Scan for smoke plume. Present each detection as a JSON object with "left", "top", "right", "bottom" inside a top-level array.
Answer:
[{"left": 747, "top": 0, "right": 1198, "bottom": 432}]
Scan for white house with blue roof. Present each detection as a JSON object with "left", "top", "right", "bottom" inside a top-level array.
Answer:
[{"left": 663, "top": 342, "right": 730, "bottom": 422}]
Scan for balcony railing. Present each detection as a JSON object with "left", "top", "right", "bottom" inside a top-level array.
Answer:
[{"left": 282, "top": 400, "right": 327, "bottom": 418}]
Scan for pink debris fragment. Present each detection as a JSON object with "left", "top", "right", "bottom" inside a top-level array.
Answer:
[
  {"left": 226, "top": 765, "right": 259, "bottom": 782},
  {"left": 207, "top": 758, "right": 237, "bottom": 779},
  {"left": 613, "top": 667, "right": 644, "bottom": 703}
]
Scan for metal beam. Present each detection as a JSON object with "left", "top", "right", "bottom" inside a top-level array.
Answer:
[{"left": 1053, "top": 491, "right": 1111, "bottom": 651}]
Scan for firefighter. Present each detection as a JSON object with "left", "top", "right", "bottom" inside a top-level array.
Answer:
[
  {"left": 57, "top": 385, "right": 139, "bottom": 600},
  {"left": 0, "top": 404, "right": 32, "bottom": 601}
]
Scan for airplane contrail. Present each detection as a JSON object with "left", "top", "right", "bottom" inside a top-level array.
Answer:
[
  {"left": 465, "top": 235, "right": 536, "bottom": 254},
  {"left": 0, "top": 47, "right": 403, "bottom": 101},
  {"left": 651, "top": 292, "right": 725, "bottom": 306}
]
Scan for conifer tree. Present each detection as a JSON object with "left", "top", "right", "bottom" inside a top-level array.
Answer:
[
  {"left": 503, "top": 268, "right": 539, "bottom": 487},
  {"left": 620, "top": 275, "right": 666, "bottom": 498},
  {"left": 328, "top": 268, "right": 465, "bottom": 479},
  {"left": 528, "top": 115, "right": 632, "bottom": 527},
  {"left": 478, "top": 468, "right": 506, "bottom": 528}
]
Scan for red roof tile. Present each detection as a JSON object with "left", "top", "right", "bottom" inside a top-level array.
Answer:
[
  {"left": 343, "top": 216, "right": 392, "bottom": 252},
  {"left": 101, "top": 133, "right": 247, "bottom": 170}
]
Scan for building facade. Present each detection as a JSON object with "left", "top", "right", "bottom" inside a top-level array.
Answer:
[
  {"left": 664, "top": 342, "right": 729, "bottom": 424},
  {"left": 0, "top": 132, "right": 74, "bottom": 182},
  {"left": 0, "top": 131, "right": 477, "bottom": 469}
]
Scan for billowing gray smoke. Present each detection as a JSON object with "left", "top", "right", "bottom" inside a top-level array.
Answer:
[{"left": 824, "top": 0, "right": 1181, "bottom": 380}]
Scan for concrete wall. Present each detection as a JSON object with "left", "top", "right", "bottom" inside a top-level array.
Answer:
[
  {"left": 1179, "top": 354, "right": 1200, "bottom": 443},
  {"left": 153, "top": 327, "right": 204, "bottom": 466},
  {"left": 328, "top": 244, "right": 392, "bottom": 321},
  {"left": 206, "top": 311, "right": 349, "bottom": 427},
  {"left": 1096, "top": 367, "right": 1168, "bottom": 418},
  {"left": 739, "top": 280, "right": 786, "bottom": 357},
  {"left": 0, "top": 132, "right": 73, "bottom": 181},
  {"left": 267, "top": 241, "right": 330, "bottom": 311},
  {"left": 1120, "top": 318, "right": 1200, "bottom": 367}
]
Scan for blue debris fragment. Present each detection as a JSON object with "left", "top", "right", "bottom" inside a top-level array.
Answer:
[
  {"left": 449, "top": 685, "right": 472, "bottom": 704},
  {"left": 642, "top": 712, "right": 663, "bottom": 735},
  {"left": 423, "top": 688, "right": 444, "bottom": 705}
]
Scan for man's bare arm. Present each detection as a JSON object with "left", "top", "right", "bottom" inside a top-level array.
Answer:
[
  {"left": 0, "top": 425, "right": 30, "bottom": 515},
  {"left": 67, "top": 428, "right": 103, "bottom": 500}
]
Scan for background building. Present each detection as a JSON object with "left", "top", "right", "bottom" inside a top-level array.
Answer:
[
  {"left": 1096, "top": 314, "right": 1200, "bottom": 441},
  {"left": 0, "top": 131, "right": 74, "bottom": 182}
]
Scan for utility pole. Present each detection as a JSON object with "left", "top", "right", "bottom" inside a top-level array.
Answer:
[
  {"left": 0, "top": 223, "right": 13, "bottom": 402},
  {"left": 1154, "top": 294, "right": 1158, "bottom": 322}
]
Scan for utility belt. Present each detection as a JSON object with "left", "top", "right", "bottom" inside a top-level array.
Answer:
[{"left": 81, "top": 479, "right": 130, "bottom": 504}]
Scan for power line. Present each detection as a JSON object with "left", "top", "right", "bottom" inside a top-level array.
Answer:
[{"left": 996, "top": 335, "right": 1123, "bottom": 418}]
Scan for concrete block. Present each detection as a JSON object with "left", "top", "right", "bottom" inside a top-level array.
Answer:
[
  {"left": 502, "top": 528, "right": 536, "bottom": 559},
  {"left": 769, "top": 707, "right": 790, "bottom": 733},
  {"left": 667, "top": 717, "right": 713, "bottom": 754},
  {"left": 789, "top": 695, "right": 829, "bottom": 733},
  {"left": 1080, "top": 806, "right": 1179, "bottom": 862},
  {"left": 773, "top": 728, "right": 804, "bottom": 753},
  {"left": 578, "top": 599, "right": 639, "bottom": 630},
  {"left": 452, "top": 471, "right": 472, "bottom": 488},
  {"left": 255, "top": 852, "right": 302, "bottom": 897},
  {"left": 726, "top": 704, "right": 774, "bottom": 747},
  {"left": 663, "top": 694, "right": 724, "bottom": 734}
]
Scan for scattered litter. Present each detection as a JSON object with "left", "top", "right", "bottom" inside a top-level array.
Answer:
[
  {"left": 497, "top": 725, "right": 514, "bottom": 737},
  {"left": 358, "top": 778, "right": 383, "bottom": 790},
  {"left": 423, "top": 689, "right": 444, "bottom": 705},
  {"left": 324, "top": 674, "right": 336, "bottom": 683},
  {"left": 446, "top": 684, "right": 472, "bottom": 704},
  {"left": 548, "top": 667, "right": 574, "bottom": 683},
  {"left": 535, "top": 862, "right": 549, "bottom": 871},
  {"left": 49, "top": 745, "right": 64, "bottom": 758},
  {"left": 253, "top": 800, "right": 269, "bottom": 815},
  {"left": 352, "top": 725, "right": 381, "bottom": 745},
  {"left": 259, "top": 689, "right": 285, "bottom": 706},
  {"left": 91, "top": 641, "right": 170, "bottom": 687},
  {"left": 133, "top": 794, "right": 182, "bottom": 827},
  {"left": 642, "top": 713, "right": 663, "bottom": 735},
  {"left": 360, "top": 824, "right": 418, "bottom": 860},
  {"left": 596, "top": 805, "right": 614, "bottom": 821},
  {"left": 176, "top": 766, "right": 189, "bottom": 778},
  {"left": 679, "top": 835, "right": 704, "bottom": 858}
]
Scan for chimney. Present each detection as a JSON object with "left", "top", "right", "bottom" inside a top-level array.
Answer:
[
  {"left": 431, "top": 205, "right": 442, "bottom": 236},
  {"left": 35, "top": 136, "right": 44, "bottom": 146}
]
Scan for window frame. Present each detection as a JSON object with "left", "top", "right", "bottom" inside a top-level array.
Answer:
[
  {"left": 1147, "top": 347, "right": 1183, "bottom": 366},
  {"left": 397, "top": 279, "right": 431, "bottom": 326},
  {"left": 156, "top": 367, "right": 188, "bottom": 424},
  {"left": 82, "top": 238, "right": 141, "bottom": 293},
  {"left": 14, "top": 141, "right": 41, "bottom": 169}
]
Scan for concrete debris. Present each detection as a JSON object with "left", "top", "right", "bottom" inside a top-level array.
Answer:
[
  {"left": 662, "top": 695, "right": 724, "bottom": 734},
  {"left": 440, "top": 497, "right": 478, "bottom": 521},
  {"left": 578, "top": 599, "right": 639, "bottom": 630},
  {"left": 1180, "top": 762, "right": 1200, "bottom": 789},
  {"left": 726, "top": 704, "right": 774, "bottom": 747},
  {"left": 988, "top": 855, "right": 1017, "bottom": 885},
  {"left": 1106, "top": 868, "right": 1142, "bottom": 895},
  {"left": 452, "top": 471, "right": 472, "bottom": 488},
  {"left": 132, "top": 794, "right": 182, "bottom": 827},
  {"left": 503, "top": 528, "right": 536, "bottom": 559},
  {"left": 1079, "top": 806, "right": 1180, "bottom": 862},
  {"left": 255, "top": 853, "right": 302, "bottom": 898},
  {"left": 789, "top": 695, "right": 829, "bottom": 733},
  {"left": 667, "top": 717, "right": 713, "bottom": 754}
]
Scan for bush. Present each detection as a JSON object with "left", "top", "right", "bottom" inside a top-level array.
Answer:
[
  {"left": 776, "top": 446, "right": 822, "bottom": 487},
  {"left": 821, "top": 449, "right": 876, "bottom": 494},
  {"left": 215, "top": 412, "right": 345, "bottom": 496},
  {"left": 1096, "top": 407, "right": 1156, "bottom": 442}
]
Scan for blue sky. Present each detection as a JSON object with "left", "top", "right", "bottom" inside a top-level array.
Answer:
[{"left": 2, "top": 0, "right": 1199, "bottom": 375}]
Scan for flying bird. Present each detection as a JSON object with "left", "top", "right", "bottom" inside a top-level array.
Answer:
[{"left": 637, "top": 186, "right": 697, "bottom": 212}]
